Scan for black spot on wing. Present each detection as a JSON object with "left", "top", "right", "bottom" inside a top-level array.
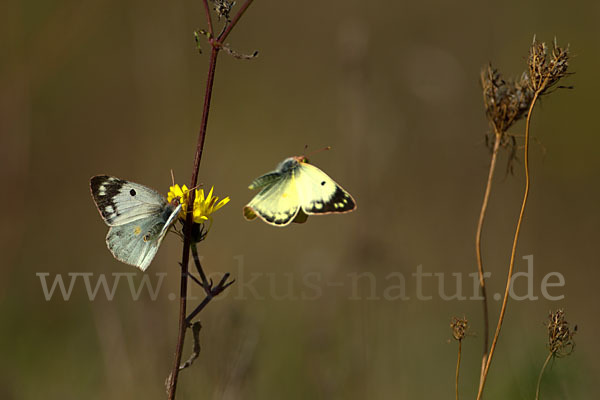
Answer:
[
  {"left": 303, "top": 186, "right": 356, "bottom": 214},
  {"left": 130, "top": 189, "right": 136, "bottom": 196}
]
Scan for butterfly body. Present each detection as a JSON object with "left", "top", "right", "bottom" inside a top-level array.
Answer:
[
  {"left": 244, "top": 156, "right": 356, "bottom": 227},
  {"left": 90, "top": 175, "right": 181, "bottom": 271}
]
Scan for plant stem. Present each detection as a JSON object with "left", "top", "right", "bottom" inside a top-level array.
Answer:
[
  {"left": 455, "top": 340, "right": 462, "bottom": 400},
  {"left": 167, "top": 44, "right": 219, "bottom": 400},
  {"left": 202, "top": 0, "right": 214, "bottom": 37},
  {"left": 218, "top": 0, "right": 254, "bottom": 42},
  {"left": 535, "top": 352, "right": 553, "bottom": 400},
  {"left": 167, "top": 2, "right": 253, "bottom": 398},
  {"left": 191, "top": 241, "right": 209, "bottom": 289},
  {"left": 475, "top": 131, "right": 501, "bottom": 388},
  {"left": 476, "top": 89, "right": 541, "bottom": 400}
]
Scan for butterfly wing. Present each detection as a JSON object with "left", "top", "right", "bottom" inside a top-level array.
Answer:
[
  {"left": 90, "top": 175, "right": 182, "bottom": 270},
  {"left": 104, "top": 203, "right": 182, "bottom": 271},
  {"left": 296, "top": 162, "right": 356, "bottom": 215},
  {"left": 243, "top": 171, "right": 302, "bottom": 227},
  {"left": 90, "top": 175, "right": 167, "bottom": 226},
  {"left": 248, "top": 171, "right": 282, "bottom": 190}
]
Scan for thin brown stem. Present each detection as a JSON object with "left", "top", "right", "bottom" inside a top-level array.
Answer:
[
  {"left": 476, "top": 88, "right": 541, "bottom": 400},
  {"left": 189, "top": 242, "right": 234, "bottom": 304},
  {"left": 186, "top": 272, "right": 233, "bottom": 323},
  {"left": 475, "top": 132, "right": 501, "bottom": 387},
  {"left": 191, "top": 238, "right": 210, "bottom": 289},
  {"left": 167, "top": 2, "right": 253, "bottom": 398},
  {"left": 202, "top": 0, "right": 214, "bottom": 37},
  {"left": 455, "top": 340, "right": 462, "bottom": 400},
  {"left": 535, "top": 352, "right": 553, "bottom": 400},
  {"left": 218, "top": 0, "right": 254, "bottom": 42}
]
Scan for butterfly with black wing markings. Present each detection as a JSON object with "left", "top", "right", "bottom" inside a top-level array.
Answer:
[
  {"left": 243, "top": 156, "right": 356, "bottom": 227},
  {"left": 90, "top": 175, "right": 182, "bottom": 271}
]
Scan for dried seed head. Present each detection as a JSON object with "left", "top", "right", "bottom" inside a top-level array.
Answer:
[
  {"left": 481, "top": 64, "right": 534, "bottom": 136},
  {"left": 213, "top": 0, "right": 235, "bottom": 21},
  {"left": 546, "top": 309, "right": 577, "bottom": 357},
  {"left": 548, "top": 40, "right": 570, "bottom": 85},
  {"left": 528, "top": 37, "right": 570, "bottom": 93},
  {"left": 451, "top": 316, "right": 469, "bottom": 341},
  {"left": 528, "top": 39, "right": 547, "bottom": 90}
]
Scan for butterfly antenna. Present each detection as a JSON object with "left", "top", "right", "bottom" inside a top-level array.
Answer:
[
  {"left": 304, "top": 145, "right": 332, "bottom": 161},
  {"left": 170, "top": 169, "right": 176, "bottom": 187},
  {"left": 188, "top": 182, "right": 204, "bottom": 193}
]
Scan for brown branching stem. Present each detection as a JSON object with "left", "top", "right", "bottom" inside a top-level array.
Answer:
[
  {"left": 476, "top": 86, "right": 543, "bottom": 400},
  {"left": 166, "top": 1, "right": 254, "bottom": 399},
  {"left": 218, "top": 0, "right": 254, "bottom": 42},
  {"left": 186, "top": 244, "right": 234, "bottom": 323}
]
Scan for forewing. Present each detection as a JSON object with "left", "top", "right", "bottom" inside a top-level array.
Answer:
[
  {"left": 90, "top": 175, "right": 167, "bottom": 226},
  {"left": 244, "top": 173, "right": 301, "bottom": 227},
  {"left": 296, "top": 163, "right": 356, "bottom": 215}
]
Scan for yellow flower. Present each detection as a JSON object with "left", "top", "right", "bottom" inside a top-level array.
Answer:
[
  {"left": 167, "top": 184, "right": 189, "bottom": 208},
  {"left": 167, "top": 184, "right": 230, "bottom": 224}
]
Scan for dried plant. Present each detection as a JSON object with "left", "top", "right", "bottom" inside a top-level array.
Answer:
[
  {"left": 481, "top": 65, "right": 533, "bottom": 146},
  {"left": 545, "top": 309, "right": 577, "bottom": 357},
  {"left": 476, "top": 37, "right": 571, "bottom": 400},
  {"left": 535, "top": 309, "right": 577, "bottom": 400},
  {"left": 476, "top": 63, "right": 535, "bottom": 389},
  {"left": 451, "top": 316, "right": 469, "bottom": 342},
  {"left": 528, "top": 38, "right": 571, "bottom": 94},
  {"left": 213, "top": 0, "right": 236, "bottom": 21},
  {"left": 450, "top": 317, "right": 469, "bottom": 400}
]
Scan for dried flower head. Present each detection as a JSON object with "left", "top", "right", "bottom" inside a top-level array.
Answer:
[
  {"left": 213, "top": 0, "right": 235, "bottom": 21},
  {"left": 546, "top": 309, "right": 577, "bottom": 357},
  {"left": 481, "top": 64, "right": 534, "bottom": 136},
  {"left": 451, "top": 316, "right": 469, "bottom": 341},
  {"left": 528, "top": 37, "right": 570, "bottom": 94}
]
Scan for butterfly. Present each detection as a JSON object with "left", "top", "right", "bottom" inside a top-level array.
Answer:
[
  {"left": 90, "top": 175, "right": 182, "bottom": 271},
  {"left": 243, "top": 155, "right": 356, "bottom": 227}
]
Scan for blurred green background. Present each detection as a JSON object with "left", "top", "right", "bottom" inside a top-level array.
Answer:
[{"left": 1, "top": 0, "right": 598, "bottom": 398}]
